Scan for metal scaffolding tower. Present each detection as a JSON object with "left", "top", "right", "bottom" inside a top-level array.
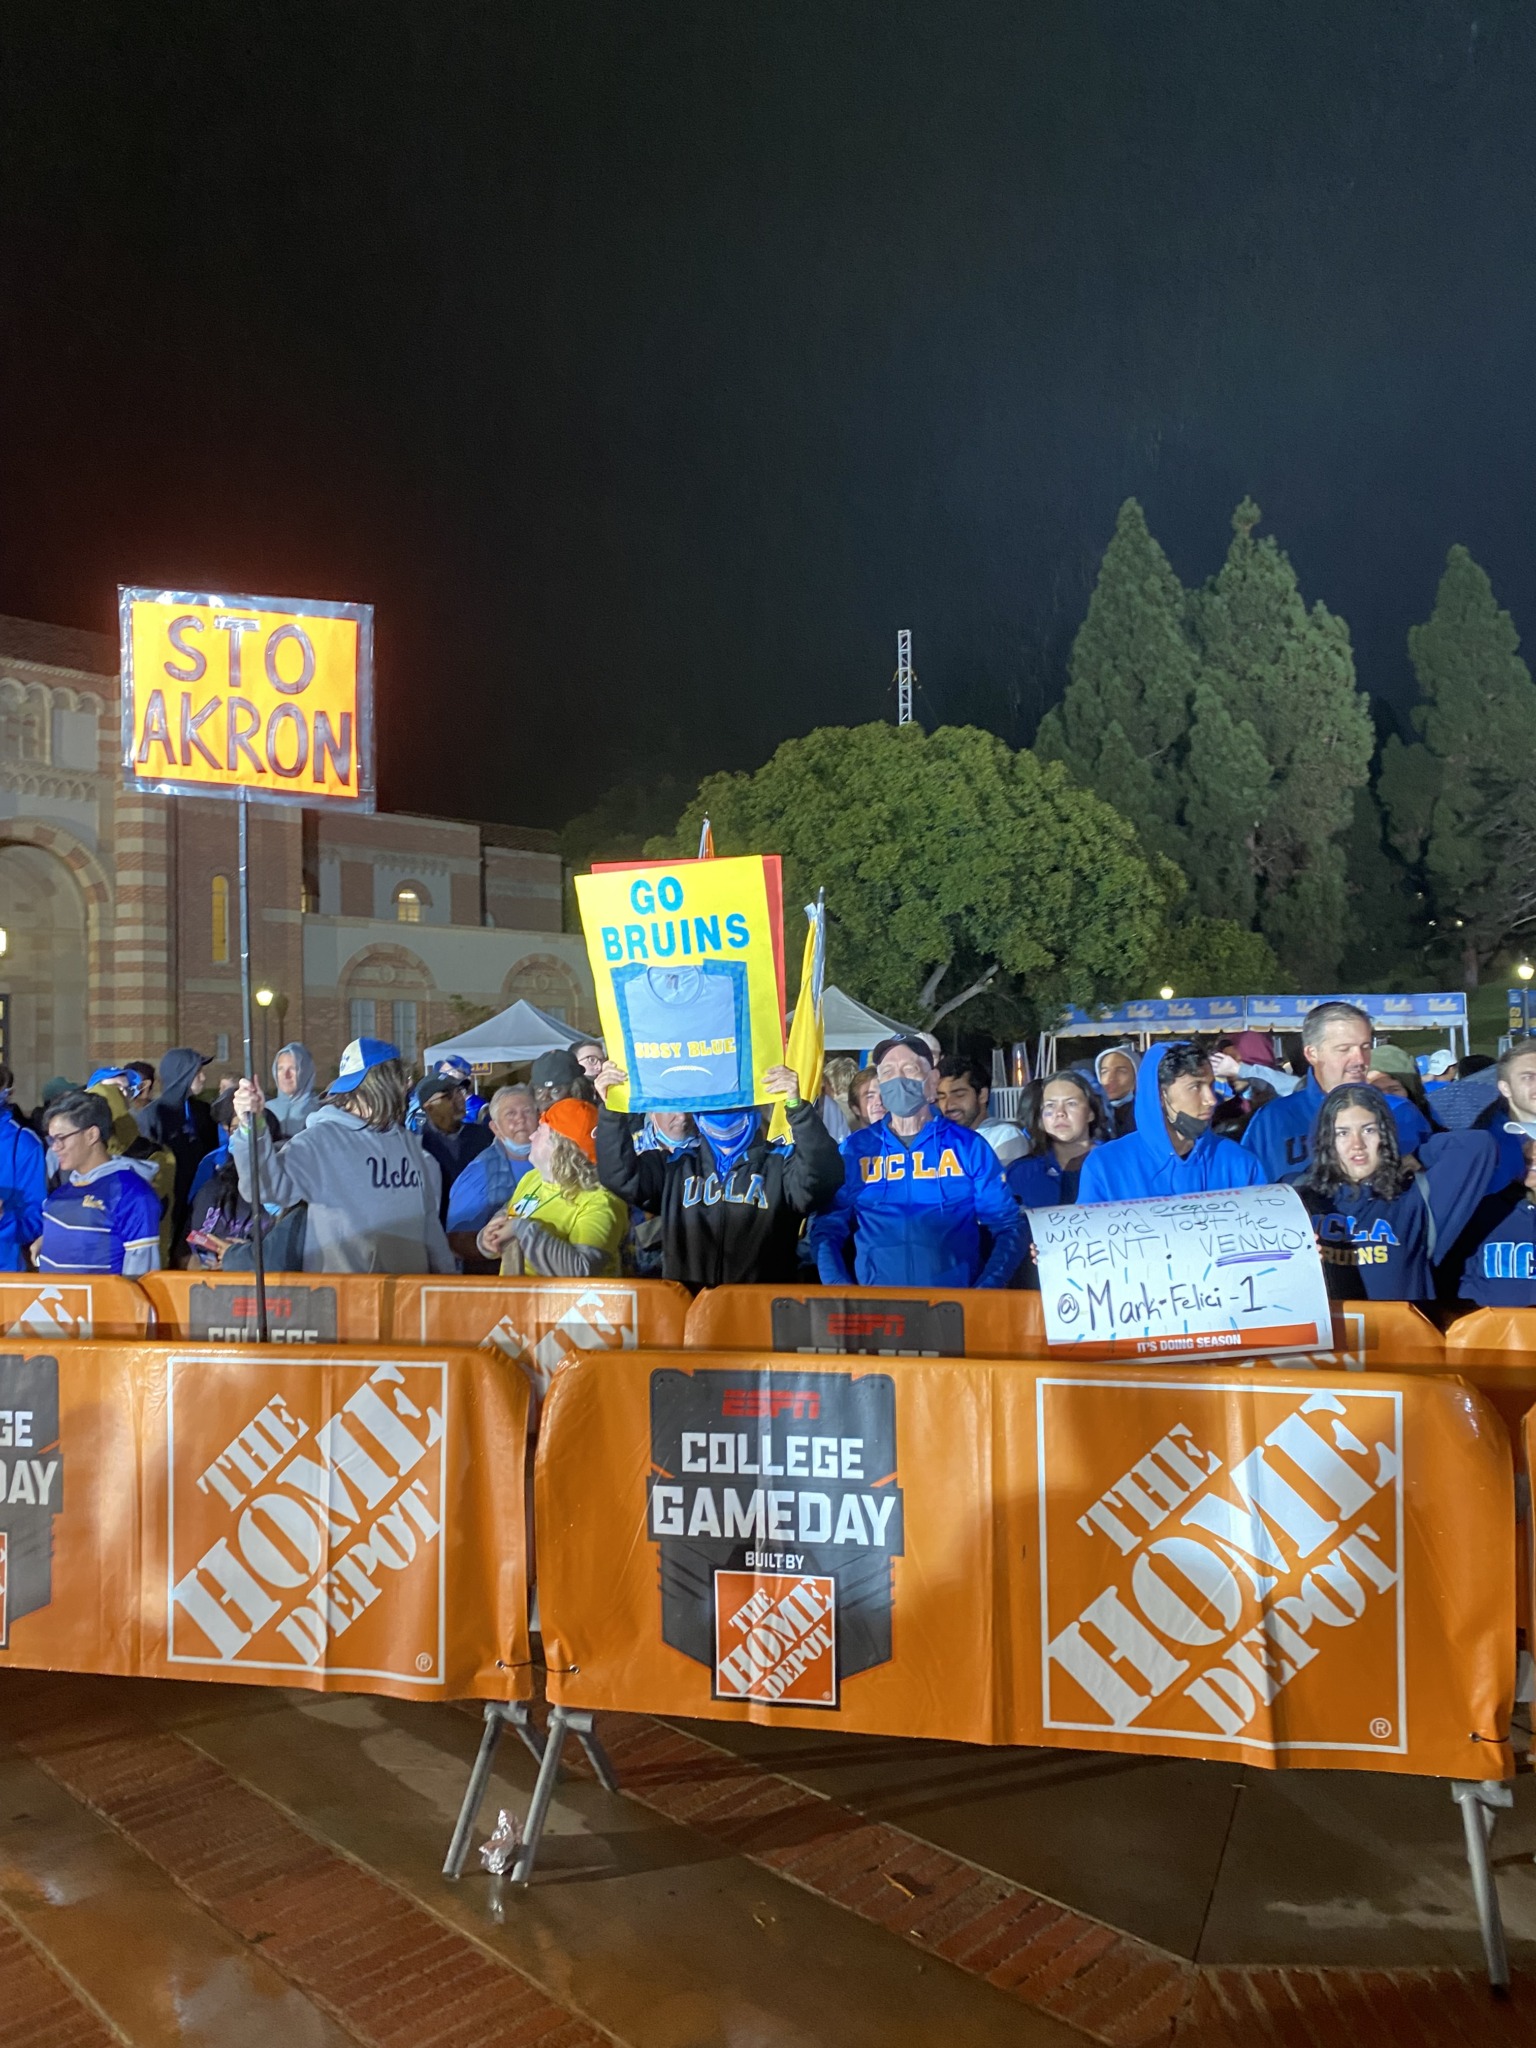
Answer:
[{"left": 895, "top": 629, "right": 914, "bottom": 724}]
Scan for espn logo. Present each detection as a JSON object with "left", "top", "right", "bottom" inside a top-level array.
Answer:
[{"left": 721, "top": 1389, "right": 821, "bottom": 1420}]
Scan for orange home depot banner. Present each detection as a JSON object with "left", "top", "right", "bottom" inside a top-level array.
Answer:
[
  {"left": 120, "top": 588, "right": 374, "bottom": 808},
  {"left": 537, "top": 1349, "right": 1512, "bottom": 1777},
  {"left": 1438, "top": 1309, "right": 1536, "bottom": 1437},
  {"left": 0, "top": 1342, "right": 529, "bottom": 1702},
  {"left": 684, "top": 1283, "right": 1047, "bottom": 1357},
  {"left": 391, "top": 1275, "right": 690, "bottom": 1404},
  {"left": 137, "top": 1271, "right": 389, "bottom": 1344},
  {"left": 0, "top": 1275, "right": 151, "bottom": 1341}
]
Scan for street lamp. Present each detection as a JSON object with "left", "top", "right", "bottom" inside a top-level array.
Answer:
[
  {"left": 1519, "top": 962, "right": 1534, "bottom": 1038},
  {"left": 255, "top": 987, "right": 275, "bottom": 1076},
  {"left": 1158, "top": 985, "right": 1175, "bottom": 1001}
]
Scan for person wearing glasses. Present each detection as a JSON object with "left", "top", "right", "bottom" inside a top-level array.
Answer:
[{"left": 33, "top": 1089, "right": 163, "bottom": 1275}]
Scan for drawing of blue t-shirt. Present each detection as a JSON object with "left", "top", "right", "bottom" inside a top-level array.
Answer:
[{"left": 614, "top": 961, "right": 749, "bottom": 1109}]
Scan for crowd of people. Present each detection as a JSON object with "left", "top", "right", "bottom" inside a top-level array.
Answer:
[{"left": 3, "top": 997, "right": 1534, "bottom": 1316}]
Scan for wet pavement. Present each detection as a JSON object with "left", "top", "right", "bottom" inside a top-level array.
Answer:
[{"left": 1, "top": 1670, "right": 1534, "bottom": 2044}]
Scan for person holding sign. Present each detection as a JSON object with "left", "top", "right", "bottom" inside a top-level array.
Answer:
[
  {"left": 1077, "top": 1041, "right": 1269, "bottom": 1203},
  {"left": 1292, "top": 1083, "right": 1526, "bottom": 1302},
  {"left": 810, "top": 1036, "right": 1024, "bottom": 1289},
  {"left": 594, "top": 1058, "right": 841, "bottom": 1287}
]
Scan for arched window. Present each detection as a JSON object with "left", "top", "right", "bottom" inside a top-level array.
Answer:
[
  {"left": 212, "top": 875, "right": 230, "bottom": 964},
  {"left": 395, "top": 885, "right": 422, "bottom": 924}
]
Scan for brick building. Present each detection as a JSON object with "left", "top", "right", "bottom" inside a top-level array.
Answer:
[{"left": 0, "top": 614, "right": 596, "bottom": 1101}]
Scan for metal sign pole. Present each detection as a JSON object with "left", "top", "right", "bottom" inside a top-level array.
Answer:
[{"left": 237, "top": 789, "right": 270, "bottom": 1343}]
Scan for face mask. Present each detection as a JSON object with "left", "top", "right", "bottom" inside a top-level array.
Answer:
[
  {"left": 878, "top": 1076, "right": 928, "bottom": 1118},
  {"left": 499, "top": 1137, "right": 532, "bottom": 1157},
  {"left": 1170, "top": 1110, "right": 1210, "bottom": 1143},
  {"left": 695, "top": 1110, "right": 758, "bottom": 1176}
]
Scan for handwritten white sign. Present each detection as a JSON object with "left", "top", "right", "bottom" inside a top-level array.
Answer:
[{"left": 1032, "top": 1184, "right": 1331, "bottom": 1361}]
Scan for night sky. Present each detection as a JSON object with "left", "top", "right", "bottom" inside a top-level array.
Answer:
[{"left": 3, "top": 2, "right": 1533, "bottom": 830}]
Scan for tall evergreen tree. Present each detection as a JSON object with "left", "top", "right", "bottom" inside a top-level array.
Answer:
[
  {"left": 1380, "top": 545, "right": 1536, "bottom": 981},
  {"left": 1035, "top": 498, "right": 1198, "bottom": 870},
  {"left": 1187, "top": 499, "right": 1372, "bottom": 985}
]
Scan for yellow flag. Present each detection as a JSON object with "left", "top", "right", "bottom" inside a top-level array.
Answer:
[{"left": 769, "top": 894, "right": 825, "bottom": 1142}]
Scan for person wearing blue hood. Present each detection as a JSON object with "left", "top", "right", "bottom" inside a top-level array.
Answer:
[
  {"left": 811, "top": 1036, "right": 1024, "bottom": 1288},
  {"left": 1078, "top": 1041, "right": 1270, "bottom": 1202},
  {"left": 1440, "top": 1041, "right": 1536, "bottom": 1307},
  {"left": 1293, "top": 1084, "right": 1525, "bottom": 1303},
  {"left": 595, "top": 1056, "right": 842, "bottom": 1287},
  {"left": 1242, "top": 1003, "right": 1430, "bottom": 1181},
  {"left": 0, "top": 1064, "right": 46, "bottom": 1271}
]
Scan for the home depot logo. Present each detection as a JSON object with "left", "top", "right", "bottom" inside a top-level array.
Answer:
[
  {"left": 0, "top": 1284, "right": 93, "bottom": 1341},
  {"left": 714, "top": 1571, "right": 837, "bottom": 1706},
  {"left": 1039, "top": 1379, "right": 1403, "bottom": 1753},
  {"left": 423, "top": 1283, "right": 638, "bottom": 1401},
  {"left": 167, "top": 1353, "right": 447, "bottom": 1683}
]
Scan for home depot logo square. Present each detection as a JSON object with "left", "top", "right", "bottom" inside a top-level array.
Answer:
[
  {"left": 0, "top": 1283, "right": 94, "bottom": 1342},
  {"left": 1038, "top": 1379, "right": 1405, "bottom": 1755},
  {"left": 419, "top": 1283, "right": 637, "bottom": 1400},
  {"left": 166, "top": 1352, "right": 448, "bottom": 1684},
  {"left": 714, "top": 1571, "right": 837, "bottom": 1707}
]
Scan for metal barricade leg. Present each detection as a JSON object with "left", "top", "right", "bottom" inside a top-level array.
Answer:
[
  {"left": 509, "top": 1705, "right": 574, "bottom": 1887},
  {"left": 1451, "top": 1779, "right": 1512, "bottom": 1992},
  {"left": 443, "top": 1701, "right": 544, "bottom": 1881},
  {"left": 572, "top": 1712, "right": 620, "bottom": 1794}
]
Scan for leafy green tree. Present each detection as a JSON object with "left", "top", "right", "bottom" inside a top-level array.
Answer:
[
  {"left": 1152, "top": 913, "right": 1287, "bottom": 999},
  {"left": 1186, "top": 500, "right": 1373, "bottom": 984},
  {"left": 642, "top": 723, "right": 1168, "bottom": 1033},
  {"left": 1380, "top": 545, "right": 1536, "bottom": 981},
  {"left": 1035, "top": 498, "right": 1199, "bottom": 870},
  {"left": 1340, "top": 786, "right": 1424, "bottom": 988}
]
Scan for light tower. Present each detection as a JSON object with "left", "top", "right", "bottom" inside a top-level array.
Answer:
[{"left": 895, "top": 629, "right": 914, "bottom": 725}]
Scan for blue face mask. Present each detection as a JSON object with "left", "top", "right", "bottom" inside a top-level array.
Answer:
[
  {"left": 499, "top": 1137, "right": 532, "bottom": 1157},
  {"left": 878, "top": 1075, "right": 928, "bottom": 1119},
  {"left": 695, "top": 1110, "right": 758, "bottom": 1177}
]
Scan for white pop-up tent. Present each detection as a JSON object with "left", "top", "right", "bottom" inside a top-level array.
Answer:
[
  {"left": 806, "top": 985, "right": 917, "bottom": 1052},
  {"left": 422, "top": 1000, "right": 584, "bottom": 1068}
]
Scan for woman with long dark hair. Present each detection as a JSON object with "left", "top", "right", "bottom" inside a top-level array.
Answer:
[
  {"left": 1293, "top": 1083, "right": 1524, "bottom": 1302},
  {"left": 1006, "top": 1070, "right": 1112, "bottom": 1209}
]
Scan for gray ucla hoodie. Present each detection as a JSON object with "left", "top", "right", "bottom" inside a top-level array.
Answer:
[{"left": 232, "top": 1105, "right": 453, "bottom": 1273}]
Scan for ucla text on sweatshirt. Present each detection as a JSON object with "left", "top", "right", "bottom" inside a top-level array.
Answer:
[{"left": 810, "top": 1112, "right": 1023, "bottom": 1290}]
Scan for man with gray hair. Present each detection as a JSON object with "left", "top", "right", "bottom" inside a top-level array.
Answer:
[
  {"left": 444, "top": 1083, "right": 539, "bottom": 1267},
  {"left": 1242, "top": 1001, "right": 1426, "bottom": 1180}
]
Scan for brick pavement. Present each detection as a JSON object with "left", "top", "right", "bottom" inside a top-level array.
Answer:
[
  {"left": 586, "top": 1712, "right": 1536, "bottom": 2046},
  {"left": 3, "top": 1670, "right": 1534, "bottom": 2047}
]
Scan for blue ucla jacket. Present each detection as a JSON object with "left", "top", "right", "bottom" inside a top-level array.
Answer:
[
  {"left": 1436, "top": 1118, "right": 1536, "bottom": 1306},
  {"left": 1291, "top": 1129, "right": 1519, "bottom": 1302},
  {"left": 1243, "top": 1074, "right": 1431, "bottom": 1181},
  {"left": 809, "top": 1112, "right": 1024, "bottom": 1289},
  {"left": 37, "top": 1157, "right": 163, "bottom": 1275},
  {"left": 1077, "top": 1045, "right": 1269, "bottom": 1202},
  {"left": 0, "top": 1112, "right": 46, "bottom": 1271}
]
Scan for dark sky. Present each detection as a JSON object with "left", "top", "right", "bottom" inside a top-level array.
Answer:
[{"left": 3, "top": 2, "right": 1534, "bottom": 829}]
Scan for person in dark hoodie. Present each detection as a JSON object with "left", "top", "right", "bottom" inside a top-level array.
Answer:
[
  {"left": 1293, "top": 1084, "right": 1525, "bottom": 1303},
  {"left": 1078, "top": 1041, "right": 1270, "bottom": 1203},
  {"left": 1093, "top": 1046, "right": 1140, "bottom": 1137},
  {"left": 137, "top": 1047, "right": 217, "bottom": 1239},
  {"left": 595, "top": 1056, "right": 843, "bottom": 1288},
  {"left": 270, "top": 1042, "right": 322, "bottom": 1136}
]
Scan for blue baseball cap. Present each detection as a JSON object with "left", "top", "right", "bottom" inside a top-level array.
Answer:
[
  {"left": 328, "top": 1037, "right": 402, "bottom": 1095},
  {"left": 87, "top": 1066, "right": 132, "bottom": 1090}
]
